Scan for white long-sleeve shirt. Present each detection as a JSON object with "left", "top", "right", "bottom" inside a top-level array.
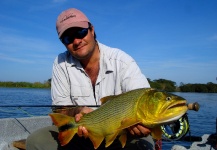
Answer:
[{"left": 51, "top": 42, "right": 150, "bottom": 106}]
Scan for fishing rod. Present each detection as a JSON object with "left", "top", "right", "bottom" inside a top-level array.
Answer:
[
  {"left": 0, "top": 105, "right": 101, "bottom": 108},
  {"left": 187, "top": 102, "right": 200, "bottom": 111},
  {"left": 1, "top": 102, "right": 201, "bottom": 142},
  {"left": 0, "top": 102, "right": 199, "bottom": 110}
]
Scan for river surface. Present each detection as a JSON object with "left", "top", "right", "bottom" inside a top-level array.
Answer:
[{"left": 0, "top": 87, "right": 216, "bottom": 149}]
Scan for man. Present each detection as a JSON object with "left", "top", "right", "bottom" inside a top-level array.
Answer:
[{"left": 26, "top": 8, "right": 154, "bottom": 150}]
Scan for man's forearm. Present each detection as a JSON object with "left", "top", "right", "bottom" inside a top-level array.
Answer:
[{"left": 52, "top": 106, "right": 84, "bottom": 116}]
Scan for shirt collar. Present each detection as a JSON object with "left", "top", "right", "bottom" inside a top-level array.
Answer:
[
  {"left": 66, "top": 51, "right": 83, "bottom": 69},
  {"left": 65, "top": 41, "right": 114, "bottom": 73}
]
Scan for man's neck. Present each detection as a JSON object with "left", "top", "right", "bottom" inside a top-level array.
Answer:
[
  {"left": 80, "top": 44, "right": 100, "bottom": 86},
  {"left": 80, "top": 43, "right": 100, "bottom": 70}
]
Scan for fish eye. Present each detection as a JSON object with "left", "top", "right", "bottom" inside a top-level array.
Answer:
[{"left": 166, "top": 97, "right": 172, "bottom": 101}]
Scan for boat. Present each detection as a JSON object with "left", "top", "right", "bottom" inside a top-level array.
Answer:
[
  {"left": 0, "top": 116, "right": 52, "bottom": 150},
  {"left": 172, "top": 134, "right": 217, "bottom": 150}
]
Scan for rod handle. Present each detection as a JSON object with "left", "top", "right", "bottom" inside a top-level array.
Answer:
[{"left": 187, "top": 102, "right": 200, "bottom": 111}]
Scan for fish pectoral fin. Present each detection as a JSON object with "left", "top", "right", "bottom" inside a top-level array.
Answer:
[
  {"left": 118, "top": 130, "right": 127, "bottom": 148},
  {"left": 151, "top": 126, "right": 162, "bottom": 140},
  {"left": 59, "top": 128, "right": 77, "bottom": 146},
  {"left": 105, "top": 132, "right": 119, "bottom": 147},
  {"left": 119, "top": 118, "right": 138, "bottom": 129},
  {"left": 88, "top": 132, "right": 104, "bottom": 149},
  {"left": 49, "top": 113, "right": 74, "bottom": 127}
]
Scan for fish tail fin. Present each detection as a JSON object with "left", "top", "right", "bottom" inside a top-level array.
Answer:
[{"left": 49, "top": 113, "right": 78, "bottom": 146}]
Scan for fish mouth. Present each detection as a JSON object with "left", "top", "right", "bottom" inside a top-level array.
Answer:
[
  {"left": 158, "top": 101, "right": 188, "bottom": 124},
  {"left": 167, "top": 101, "right": 187, "bottom": 110}
]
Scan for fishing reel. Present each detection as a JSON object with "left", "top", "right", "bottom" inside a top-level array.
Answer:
[
  {"left": 161, "top": 102, "right": 200, "bottom": 141},
  {"left": 161, "top": 113, "right": 189, "bottom": 141}
]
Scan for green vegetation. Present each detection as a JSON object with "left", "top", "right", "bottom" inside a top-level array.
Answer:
[
  {"left": 148, "top": 78, "right": 217, "bottom": 93},
  {"left": 148, "top": 78, "right": 176, "bottom": 92},
  {"left": 0, "top": 79, "right": 51, "bottom": 88},
  {"left": 1, "top": 78, "right": 217, "bottom": 93},
  {"left": 179, "top": 82, "right": 217, "bottom": 93}
]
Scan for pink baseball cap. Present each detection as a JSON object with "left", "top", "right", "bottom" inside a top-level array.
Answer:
[{"left": 56, "top": 8, "right": 90, "bottom": 38}]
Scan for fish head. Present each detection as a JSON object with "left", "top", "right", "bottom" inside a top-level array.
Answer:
[{"left": 137, "top": 89, "right": 188, "bottom": 126}]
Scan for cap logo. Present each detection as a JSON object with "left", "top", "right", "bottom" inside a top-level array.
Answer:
[{"left": 60, "top": 13, "right": 76, "bottom": 23}]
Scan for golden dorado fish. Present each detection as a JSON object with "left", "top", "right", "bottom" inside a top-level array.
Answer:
[{"left": 49, "top": 88, "right": 188, "bottom": 149}]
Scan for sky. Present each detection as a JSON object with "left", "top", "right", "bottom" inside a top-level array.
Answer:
[{"left": 0, "top": 0, "right": 216, "bottom": 85}]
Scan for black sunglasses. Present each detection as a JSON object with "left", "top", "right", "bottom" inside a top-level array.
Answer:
[{"left": 61, "top": 28, "right": 89, "bottom": 45}]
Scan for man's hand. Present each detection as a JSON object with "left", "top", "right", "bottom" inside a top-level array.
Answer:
[
  {"left": 75, "top": 107, "right": 93, "bottom": 138},
  {"left": 128, "top": 124, "right": 151, "bottom": 136}
]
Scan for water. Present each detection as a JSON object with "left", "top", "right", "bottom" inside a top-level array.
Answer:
[
  {"left": 0, "top": 87, "right": 52, "bottom": 118},
  {"left": 0, "top": 87, "right": 217, "bottom": 149}
]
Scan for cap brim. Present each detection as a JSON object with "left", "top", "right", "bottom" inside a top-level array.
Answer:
[{"left": 58, "top": 22, "right": 89, "bottom": 38}]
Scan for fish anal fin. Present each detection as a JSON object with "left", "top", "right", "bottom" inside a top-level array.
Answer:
[
  {"left": 49, "top": 113, "right": 74, "bottom": 127},
  {"left": 59, "top": 128, "right": 77, "bottom": 146},
  {"left": 105, "top": 132, "right": 119, "bottom": 147},
  {"left": 151, "top": 126, "right": 162, "bottom": 140},
  {"left": 118, "top": 130, "right": 127, "bottom": 148},
  {"left": 88, "top": 132, "right": 104, "bottom": 149}
]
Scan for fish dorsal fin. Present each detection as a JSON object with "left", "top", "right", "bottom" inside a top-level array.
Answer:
[
  {"left": 118, "top": 130, "right": 127, "bottom": 148},
  {"left": 88, "top": 132, "right": 104, "bottom": 149},
  {"left": 105, "top": 132, "right": 119, "bottom": 147},
  {"left": 100, "top": 95, "right": 116, "bottom": 104},
  {"left": 151, "top": 126, "right": 162, "bottom": 140}
]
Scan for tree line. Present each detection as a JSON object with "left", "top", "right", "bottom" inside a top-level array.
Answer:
[
  {"left": 0, "top": 79, "right": 51, "bottom": 88},
  {"left": 0, "top": 78, "right": 217, "bottom": 93},
  {"left": 148, "top": 78, "right": 217, "bottom": 93},
  {"left": 179, "top": 82, "right": 217, "bottom": 93}
]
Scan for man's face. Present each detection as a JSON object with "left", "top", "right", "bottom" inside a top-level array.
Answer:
[{"left": 61, "top": 26, "right": 96, "bottom": 60}]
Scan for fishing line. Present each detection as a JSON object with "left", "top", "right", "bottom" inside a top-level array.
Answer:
[
  {"left": 0, "top": 107, "right": 18, "bottom": 113},
  {"left": 14, "top": 118, "right": 31, "bottom": 134},
  {"left": 0, "top": 107, "right": 50, "bottom": 117},
  {"left": 0, "top": 105, "right": 100, "bottom": 117},
  {"left": 17, "top": 107, "right": 37, "bottom": 117}
]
